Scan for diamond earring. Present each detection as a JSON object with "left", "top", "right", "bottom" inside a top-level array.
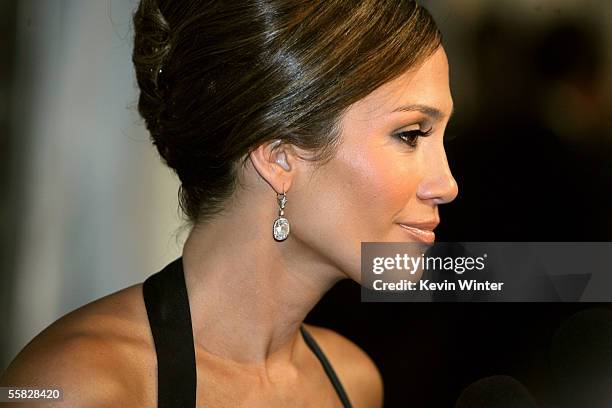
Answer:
[{"left": 273, "top": 190, "right": 290, "bottom": 241}]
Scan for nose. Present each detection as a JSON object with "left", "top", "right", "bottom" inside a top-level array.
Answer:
[{"left": 416, "top": 146, "right": 459, "bottom": 205}]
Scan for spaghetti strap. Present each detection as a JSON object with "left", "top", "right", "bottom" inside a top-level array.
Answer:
[
  {"left": 143, "top": 258, "right": 197, "bottom": 408},
  {"left": 300, "top": 325, "right": 354, "bottom": 408}
]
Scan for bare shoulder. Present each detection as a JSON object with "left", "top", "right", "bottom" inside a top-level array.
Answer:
[
  {"left": 0, "top": 283, "right": 155, "bottom": 407},
  {"left": 302, "top": 323, "right": 384, "bottom": 408}
]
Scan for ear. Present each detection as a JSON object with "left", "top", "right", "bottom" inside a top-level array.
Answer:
[{"left": 249, "top": 139, "right": 297, "bottom": 194}]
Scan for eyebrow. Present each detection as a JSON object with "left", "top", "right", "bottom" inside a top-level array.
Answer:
[{"left": 392, "top": 103, "right": 455, "bottom": 122}]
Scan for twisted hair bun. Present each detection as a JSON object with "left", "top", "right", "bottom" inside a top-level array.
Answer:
[
  {"left": 132, "top": 0, "right": 172, "bottom": 161},
  {"left": 132, "top": 0, "right": 441, "bottom": 225}
]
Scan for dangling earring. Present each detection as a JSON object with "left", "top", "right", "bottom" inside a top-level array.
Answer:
[{"left": 273, "top": 189, "right": 290, "bottom": 241}]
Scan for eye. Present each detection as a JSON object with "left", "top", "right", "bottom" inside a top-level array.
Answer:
[{"left": 393, "top": 127, "right": 433, "bottom": 148}]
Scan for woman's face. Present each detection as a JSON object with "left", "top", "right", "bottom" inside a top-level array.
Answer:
[{"left": 291, "top": 46, "right": 457, "bottom": 282}]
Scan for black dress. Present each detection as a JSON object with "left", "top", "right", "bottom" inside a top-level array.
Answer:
[{"left": 142, "top": 257, "right": 353, "bottom": 407}]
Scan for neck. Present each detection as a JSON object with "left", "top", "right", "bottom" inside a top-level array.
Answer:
[{"left": 181, "top": 208, "right": 343, "bottom": 371}]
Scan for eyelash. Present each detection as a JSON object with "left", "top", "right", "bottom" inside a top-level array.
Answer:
[{"left": 393, "top": 127, "right": 434, "bottom": 148}]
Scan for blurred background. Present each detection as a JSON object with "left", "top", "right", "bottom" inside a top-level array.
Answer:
[
  {"left": 0, "top": 0, "right": 184, "bottom": 372},
  {"left": 0, "top": 0, "right": 611, "bottom": 407}
]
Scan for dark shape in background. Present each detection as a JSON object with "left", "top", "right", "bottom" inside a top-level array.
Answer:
[
  {"left": 455, "top": 375, "right": 539, "bottom": 408},
  {"left": 0, "top": 0, "right": 19, "bottom": 372},
  {"left": 550, "top": 308, "right": 612, "bottom": 408}
]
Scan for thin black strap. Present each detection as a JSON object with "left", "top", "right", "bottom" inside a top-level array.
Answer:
[
  {"left": 300, "top": 325, "right": 353, "bottom": 408},
  {"left": 143, "top": 257, "right": 197, "bottom": 408}
]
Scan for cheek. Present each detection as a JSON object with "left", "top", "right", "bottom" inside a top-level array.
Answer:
[
  {"left": 307, "top": 142, "right": 422, "bottom": 238},
  {"left": 344, "top": 150, "right": 419, "bottom": 224},
  {"left": 289, "top": 140, "right": 422, "bottom": 278}
]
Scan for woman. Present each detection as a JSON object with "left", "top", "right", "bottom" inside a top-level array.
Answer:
[{"left": 1, "top": 0, "right": 457, "bottom": 406}]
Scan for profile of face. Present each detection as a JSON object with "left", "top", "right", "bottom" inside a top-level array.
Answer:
[{"left": 285, "top": 46, "right": 458, "bottom": 282}]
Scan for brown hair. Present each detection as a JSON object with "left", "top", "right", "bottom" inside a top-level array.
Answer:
[{"left": 132, "top": 0, "right": 441, "bottom": 225}]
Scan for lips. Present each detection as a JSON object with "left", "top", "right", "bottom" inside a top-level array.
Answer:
[{"left": 397, "top": 220, "right": 439, "bottom": 243}]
